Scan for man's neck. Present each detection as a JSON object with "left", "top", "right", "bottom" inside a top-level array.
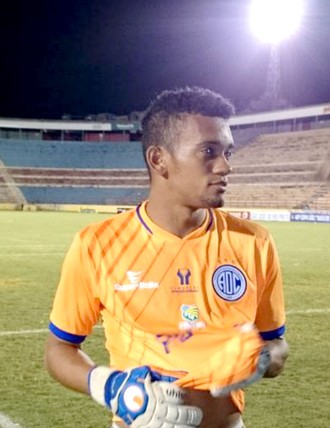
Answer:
[{"left": 145, "top": 198, "right": 207, "bottom": 238}]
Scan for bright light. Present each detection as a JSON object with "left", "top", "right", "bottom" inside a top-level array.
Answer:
[{"left": 250, "top": 0, "right": 303, "bottom": 44}]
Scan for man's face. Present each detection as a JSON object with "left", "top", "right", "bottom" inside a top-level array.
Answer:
[{"left": 162, "top": 113, "right": 234, "bottom": 209}]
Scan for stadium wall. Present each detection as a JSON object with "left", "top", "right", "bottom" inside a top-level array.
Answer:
[
  {"left": 1, "top": 202, "right": 329, "bottom": 223},
  {"left": 1, "top": 102, "right": 329, "bottom": 144}
]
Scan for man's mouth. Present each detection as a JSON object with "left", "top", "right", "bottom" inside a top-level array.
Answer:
[{"left": 209, "top": 181, "right": 228, "bottom": 192}]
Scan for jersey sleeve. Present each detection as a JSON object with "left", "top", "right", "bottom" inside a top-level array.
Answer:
[
  {"left": 49, "top": 231, "right": 101, "bottom": 343},
  {"left": 254, "top": 233, "right": 286, "bottom": 340}
]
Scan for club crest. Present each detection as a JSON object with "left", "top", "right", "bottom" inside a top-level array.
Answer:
[{"left": 212, "top": 265, "right": 247, "bottom": 301}]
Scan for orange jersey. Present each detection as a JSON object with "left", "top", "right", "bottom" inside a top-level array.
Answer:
[{"left": 50, "top": 201, "right": 285, "bottom": 413}]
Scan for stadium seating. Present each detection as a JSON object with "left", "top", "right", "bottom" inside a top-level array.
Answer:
[
  {"left": 0, "top": 139, "right": 148, "bottom": 205},
  {"left": 225, "top": 128, "right": 330, "bottom": 210},
  {"left": 0, "top": 159, "right": 26, "bottom": 204},
  {"left": 0, "top": 139, "right": 144, "bottom": 168},
  {"left": 0, "top": 128, "right": 330, "bottom": 209}
]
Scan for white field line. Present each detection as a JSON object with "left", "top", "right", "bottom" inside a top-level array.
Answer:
[
  {"left": 0, "top": 309, "right": 329, "bottom": 338},
  {"left": 0, "top": 413, "right": 22, "bottom": 428},
  {"left": 0, "top": 253, "right": 64, "bottom": 257},
  {"left": 0, "top": 244, "right": 65, "bottom": 247},
  {"left": 0, "top": 328, "right": 48, "bottom": 337},
  {"left": 286, "top": 308, "right": 330, "bottom": 315},
  {"left": 0, "top": 325, "right": 102, "bottom": 337}
]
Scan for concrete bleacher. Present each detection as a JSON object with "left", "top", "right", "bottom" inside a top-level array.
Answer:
[
  {"left": 5, "top": 167, "right": 149, "bottom": 186},
  {"left": 0, "top": 128, "right": 330, "bottom": 209},
  {"left": 0, "top": 139, "right": 149, "bottom": 205},
  {"left": 20, "top": 186, "right": 149, "bottom": 205},
  {"left": 0, "top": 159, "right": 26, "bottom": 204},
  {"left": 232, "top": 129, "right": 330, "bottom": 165},
  {"left": 226, "top": 128, "right": 330, "bottom": 210},
  {"left": 0, "top": 139, "right": 144, "bottom": 168}
]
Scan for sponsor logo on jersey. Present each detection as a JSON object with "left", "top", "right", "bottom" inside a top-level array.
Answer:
[
  {"left": 177, "top": 268, "right": 191, "bottom": 285},
  {"left": 126, "top": 270, "right": 143, "bottom": 284},
  {"left": 171, "top": 268, "right": 198, "bottom": 293},
  {"left": 114, "top": 270, "right": 159, "bottom": 291},
  {"left": 179, "top": 304, "right": 206, "bottom": 330},
  {"left": 212, "top": 264, "right": 247, "bottom": 301}
]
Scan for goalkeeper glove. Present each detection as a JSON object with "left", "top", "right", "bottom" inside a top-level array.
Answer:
[{"left": 88, "top": 365, "right": 203, "bottom": 427}]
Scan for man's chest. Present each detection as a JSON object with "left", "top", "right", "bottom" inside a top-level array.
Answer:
[{"left": 96, "top": 237, "right": 260, "bottom": 332}]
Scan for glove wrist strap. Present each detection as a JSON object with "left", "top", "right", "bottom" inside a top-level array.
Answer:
[{"left": 88, "top": 366, "right": 115, "bottom": 407}]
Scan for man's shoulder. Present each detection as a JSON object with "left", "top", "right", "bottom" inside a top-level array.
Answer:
[
  {"left": 78, "top": 207, "right": 137, "bottom": 242},
  {"left": 215, "top": 209, "right": 271, "bottom": 240}
]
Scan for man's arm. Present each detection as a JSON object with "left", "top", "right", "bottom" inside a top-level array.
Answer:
[
  {"left": 44, "top": 332, "right": 95, "bottom": 394},
  {"left": 263, "top": 337, "right": 289, "bottom": 378},
  {"left": 45, "top": 332, "right": 203, "bottom": 427}
]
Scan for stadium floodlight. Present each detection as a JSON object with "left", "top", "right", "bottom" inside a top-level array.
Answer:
[{"left": 249, "top": 0, "right": 304, "bottom": 45}]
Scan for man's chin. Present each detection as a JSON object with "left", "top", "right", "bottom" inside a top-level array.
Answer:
[{"left": 201, "top": 197, "right": 225, "bottom": 209}]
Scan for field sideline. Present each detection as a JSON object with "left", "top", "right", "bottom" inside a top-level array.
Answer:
[{"left": 0, "top": 211, "right": 329, "bottom": 428}]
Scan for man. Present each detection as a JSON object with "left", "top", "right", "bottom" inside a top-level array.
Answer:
[{"left": 45, "top": 87, "right": 288, "bottom": 428}]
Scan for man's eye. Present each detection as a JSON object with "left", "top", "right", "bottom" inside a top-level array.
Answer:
[
  {"left": 202, "top": 147, "right": 234, "bottom": 159},
  {"left": 224, "top": 150, "right": 233, "bottom": 160},
  {"left": 202, "top": 147, "right": 216, "bottom": 157}
]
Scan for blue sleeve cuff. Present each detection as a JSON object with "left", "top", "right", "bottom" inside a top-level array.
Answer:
[
  {"left": 49, "top": 322, "right": 87, "bottom": 344},
  {"left": 260, "top": 325, "right": 285, "bottom": 341}
]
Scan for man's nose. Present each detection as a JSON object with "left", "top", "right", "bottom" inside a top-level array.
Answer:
[{"left": 213, "top": 155, "right": 232, "bottom": 175}]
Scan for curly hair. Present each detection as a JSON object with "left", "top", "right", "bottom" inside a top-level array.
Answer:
[{"left": 141, "top": 86, "right": 235, "bottom": 164}]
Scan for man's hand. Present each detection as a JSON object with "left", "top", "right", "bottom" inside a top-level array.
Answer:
[
  {"left": 88, "top": 365, "right": 203, "bottom": 427},
  {"left": 210, "top": 345, "right": 271, "bottom": 397},
  {"left": 263, "top": 338, "right": 289, "bottom": 378}
]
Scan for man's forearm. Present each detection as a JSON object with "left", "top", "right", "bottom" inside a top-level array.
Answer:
[
  {"left": 264, "top": 337, "right": 289, "bottom": 378},
  {"left": 44, "top": 333, "right": 95, "bottom": 394}
]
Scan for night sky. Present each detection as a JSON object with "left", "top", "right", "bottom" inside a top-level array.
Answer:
[{"left": 1, "top": 0, "right": 329, "bottom": 119}]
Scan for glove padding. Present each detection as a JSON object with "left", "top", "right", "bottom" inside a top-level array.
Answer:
[{"left": 88, "top": 365, "right": 203, "bottom": 427}]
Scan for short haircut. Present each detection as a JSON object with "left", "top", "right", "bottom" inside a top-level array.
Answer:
[{"left": 141, "top": 86, "right": 235, "bottom": 164}]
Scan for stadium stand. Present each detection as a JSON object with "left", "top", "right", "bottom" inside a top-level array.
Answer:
[
  {"left": 0, "top": 159, "right": 26, "bottom": 204},
  {"left": 0, "top": 139, "right": 144, "bottom": 168},
  {"left": 226, "top": 128, "right": 330, "bottom": 210},
  {"left": 0, "top": 140, "right": 148, "bottom": 205},
  {"left": 0, "top": 127, "right": 330, "bottom": 210}
]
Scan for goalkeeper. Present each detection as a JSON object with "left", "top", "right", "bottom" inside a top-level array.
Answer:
[{"left": 45, "top": 87, "right": 288, "bottom": 428}]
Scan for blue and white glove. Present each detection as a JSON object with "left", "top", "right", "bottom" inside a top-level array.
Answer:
[{"left": 88, "top": 365, "right": 203, "bottom": 427}]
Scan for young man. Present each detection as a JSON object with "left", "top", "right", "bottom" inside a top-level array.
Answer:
[{"left": 45, "top": 87, "right": 288, "bottom": 428}]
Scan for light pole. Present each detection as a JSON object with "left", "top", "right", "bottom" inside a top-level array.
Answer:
[
  {"left": 261, "top": 44, "right": 282, "bottom": 110},
  {"left": 249, "top": 0, "right": 303, "bottom": 111}
]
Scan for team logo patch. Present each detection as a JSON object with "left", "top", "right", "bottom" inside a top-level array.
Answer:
[
  {"left": 212, "top": 265, "right": 247, "bottom": 301},
  {"left": 181, "top": 304, "right": 199, "bottom": 322},
  {"left": 179, "top": 305, "right": 206, "bottom": 330}
]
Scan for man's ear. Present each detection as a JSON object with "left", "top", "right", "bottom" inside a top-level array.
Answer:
[{"left": 146, "top": 146, "right": 168, "bottom": 177}]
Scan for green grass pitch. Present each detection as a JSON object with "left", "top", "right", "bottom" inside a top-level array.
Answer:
[{"left": 0, "top": 211, "right": 329, "bottom": 427}]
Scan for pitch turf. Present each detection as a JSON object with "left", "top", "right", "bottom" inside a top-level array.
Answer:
[{"left": 0, "top": 211, "right": 329, "bottom": 428}]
